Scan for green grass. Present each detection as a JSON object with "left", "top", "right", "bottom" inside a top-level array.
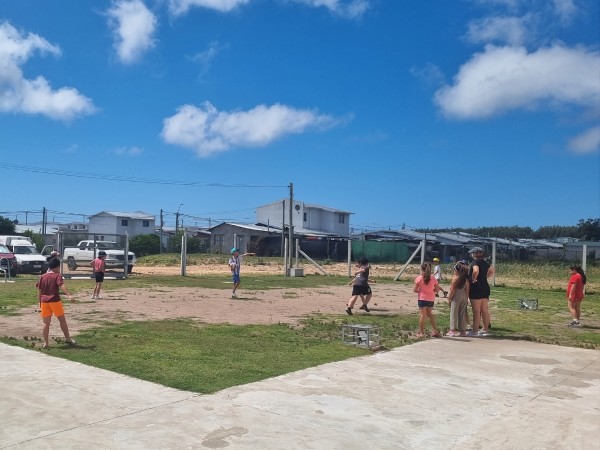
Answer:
[
  {"left": 485, "top": 286, "right": 600, "bottom": 348},
  {"left": 2, "top": 263, "right": 599, "bottom": 395},
  {"left": 4, "top": 320, "right": 372, "bottom": 394}
]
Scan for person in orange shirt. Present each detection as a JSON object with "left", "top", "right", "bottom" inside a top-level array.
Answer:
[
  {"left": 37, "top": 258, "right": 76, "bottom": 349},
  {"left": 566, "top": 265, "right": 586, "bottom": 327},
  {"left": 90, "top": 250, "right": 107, "bottom": 299}
]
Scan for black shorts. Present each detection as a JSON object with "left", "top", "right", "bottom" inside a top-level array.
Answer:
[
  {"left": 95, "top": 272, "right": 105, "bottom": 283},
  {"left": 469, "top": 283, "right": 490, "bottom": 300},
  {"left": 352, "top": 285, "right": 372, "bottom": 296},
  {"left": 418, "top": 300, "right": 435, "bottom": 308}
]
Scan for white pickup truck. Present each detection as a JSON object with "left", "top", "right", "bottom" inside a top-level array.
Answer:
[{"left": 61, "top": 240, "right": 136, "bottom": 273}]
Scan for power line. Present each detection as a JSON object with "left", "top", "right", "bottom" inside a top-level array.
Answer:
[{"left": 0, "top": 163, "right": 288, "bottom": 189}]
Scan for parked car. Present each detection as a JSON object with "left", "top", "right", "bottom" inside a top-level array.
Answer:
[
  {"left": 62, "top": 240, "right": 136, "bottom": 273},
  {"left": 0, "top": 244, "right": 18, "bottom": 277},
  {"left": 9, "top": 240, "right": 49, "bottom": 274}
]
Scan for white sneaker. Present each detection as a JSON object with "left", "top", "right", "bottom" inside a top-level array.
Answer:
[
  {"left": 91, "top": 295, "right": 96, "bottom": 299},
  {"left": 97, "top": 296, "right": 103, "bottom": 299},
  {"left": 231, "top": 293, "right": 237, "bottom": 299}
]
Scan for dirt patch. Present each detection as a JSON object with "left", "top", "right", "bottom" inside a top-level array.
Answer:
[{"left": 1, "top": 263, "right": 426, "bottom": 346}]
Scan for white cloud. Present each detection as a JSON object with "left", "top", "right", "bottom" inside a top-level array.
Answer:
[
  {"left": 552, "top": 0, "right": 577, "bottom": 24},
  {"left": 0, "top": 22, "right": 95, "bottom": 121},
  {"left": 467, "top": 0, "right": 580, "bottom": 45},
  {"left": 107, "top": 0, "right": 157, "bottom": 64},
  {"left": 113, "top": 146, "right": 144, "bottom": 156},
  {"left": 568, "top": 126, "right": 600, "bottom": 155},
  {"left": 168, "top": 0, "right": 369, "bottom": 18},
  {"left": 465, "top": 15, "right": 532, "bottom": 46},
  {"left": 161, "top": 101, "right": 340, "bottom": 157},
  {"left": 292, "top": 0, "right": 370, "bottom": 18},
  {"left": 63, "top": 144, "right": 79, "bottom": 154},
  {"left": 0, "top": 21, "right": 60, "bottom": 62},
  {"left": 168, "top": 0, "right": 250, "bottom": 16},
  {"left": 189, "top": 41, "right": 228, "bottom": 79},
  {"left": 410, "top": 63, "right": 446, "bottom": 88},
  {"left": 434, "top": 45, "right": 600, "bottom": 119}
]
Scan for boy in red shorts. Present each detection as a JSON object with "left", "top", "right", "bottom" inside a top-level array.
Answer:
[{"left": 36, "top": 258, "right": 76, "bottom": 349}]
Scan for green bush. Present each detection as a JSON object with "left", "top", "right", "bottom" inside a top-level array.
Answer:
[{"left": 129, "top": 234, "right": 161, "bottom": 257}]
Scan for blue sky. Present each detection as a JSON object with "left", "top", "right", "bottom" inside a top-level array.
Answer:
[{"left": 1, "top": 0, "right": 599, "bottom": 232}]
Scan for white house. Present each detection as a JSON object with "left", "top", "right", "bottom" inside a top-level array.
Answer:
[
  {"left": 88, "top": 211, "right": 155, "bottom": 239},
  {"left": 256, "top": 200, "right": 352, "bottom": 238}
]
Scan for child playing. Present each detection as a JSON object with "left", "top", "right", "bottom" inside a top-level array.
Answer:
[
  {"left": 566, "top": 265, "right": 586, "bottom": 327},
  {"left": 446, "top": 262, "right": 470, "bottom": 337},
  {"left": 90, "top": 250, "right": 106, "bottom": 299},
  {"left": 414, "top": 262, "right": 442, "bottom": 338},
  {"left": 36, "top": 258, "right": 76, "bottom": 349},
  {"left": 228, "top": 247, "right": 254, "bottom": 298},
  {"left": 433, "top": 258, "right": 448, "bottom": 298},
  {"left": 346, "top": 258, "right": 373, "bottom": 314}
]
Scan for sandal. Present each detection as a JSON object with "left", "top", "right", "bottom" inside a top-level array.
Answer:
[
  {"left": 41, "top": 343, "right": 49, "bottom": 349},
  {"left": 66, "top": 339, "right": 76, "bottom": 346},
  {"left": 415, "top": 332, "right": 425, "bottom": 339},
  {"left": 432, "top": 331, "right": 442, "bottom": 338}
]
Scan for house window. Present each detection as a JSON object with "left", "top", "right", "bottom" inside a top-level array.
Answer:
[
  {"left": 303, "top": 212, "right": 307, "bottom": 222},
  {"left": 143, "top": 220, "right": 149, "bottom": 227},
  {"left": 213, "top": 234, "right": 224, "bottom": 246},
  {"left": 121, "top": 219, "right": 128, "bottom": 226},
  {"left": 338, "top": 214, "right": 345, "bottom": 224}
]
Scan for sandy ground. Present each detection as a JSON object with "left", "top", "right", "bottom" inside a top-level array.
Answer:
[{"left": 1, "top": 263, "right": 427, "bottom": 346}]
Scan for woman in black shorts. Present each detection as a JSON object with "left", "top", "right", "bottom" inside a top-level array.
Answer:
[{"left": 468, "top": 247, "right": 494, "bottom": 336}]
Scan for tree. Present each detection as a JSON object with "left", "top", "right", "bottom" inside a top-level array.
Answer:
[
  {"left": 533, "top": 225, "right": 578, "bottom": 240},
  {"left": 0, "top": 216, "right": 16, "bottom": 234},
  {"left": 22, "top": 231, "right": 45, "bottom": 251},
  {"left": 576, "top": 218, "right": 600, "bottom": 241},
  {"left": 129, "top": 234, "right": 160, "bottom": 257},
  {"left": 170, "top": 231, "right": 206, "bottom": 254}
]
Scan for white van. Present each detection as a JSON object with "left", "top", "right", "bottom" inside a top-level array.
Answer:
[
  {"left": 0, "top": 235, "right": 49, "bottom": 274},
  {"left": 0, "top": 235, "right": 33, "bottom": 246}
]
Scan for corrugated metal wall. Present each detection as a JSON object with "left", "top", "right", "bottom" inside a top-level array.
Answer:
[{"left": 352, "top": 240, "right": 409, "bottom": 263}]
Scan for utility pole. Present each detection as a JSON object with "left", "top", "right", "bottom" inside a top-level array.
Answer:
[
  {"left": 160, "top": 209, "right": 164, "bottom": 254},
  {"left": 281, "top": 199, "right": 285, "bottom": 257},
  {"left": 288, "top": 182, "right": 293, "bottom": 271},
  {"left": 175, "top": 203, "right": 183, "bottom": 235}
]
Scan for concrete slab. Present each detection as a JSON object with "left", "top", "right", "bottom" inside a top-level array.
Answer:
[{"left": 1, "top": 339, "right": 598, "bottom": 449}]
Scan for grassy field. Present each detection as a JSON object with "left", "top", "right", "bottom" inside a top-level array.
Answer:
[{"left": 1, "top": 260, "right": 598, "bottom": 395}]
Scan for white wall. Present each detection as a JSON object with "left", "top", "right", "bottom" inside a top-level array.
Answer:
[
  {"left": 256, "top": 201, "right": 349, "bottom": 237},
  {"left": 89, "top": 214, "right": 155, "bottom": 238}
]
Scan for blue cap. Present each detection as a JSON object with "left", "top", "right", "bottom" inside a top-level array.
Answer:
[{"left": 231, "top": 247, "right": 238, "bottom": 254}]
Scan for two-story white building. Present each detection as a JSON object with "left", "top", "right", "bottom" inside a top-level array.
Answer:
[
  {"left": 88, "top": 211, "right": 155, "bottom": 239},
  {"left": 256, "top": 200, "right": 352, "bottom": 238}
]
